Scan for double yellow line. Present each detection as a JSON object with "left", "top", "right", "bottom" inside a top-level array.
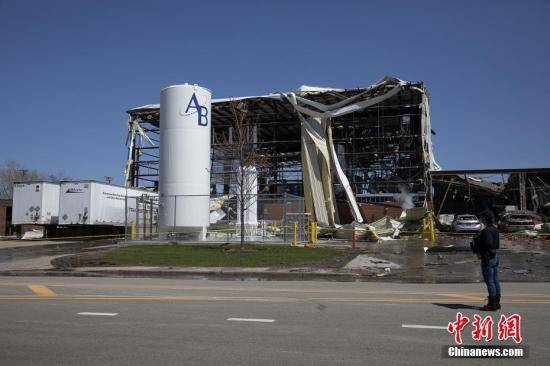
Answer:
[{"left": 6, "top": 284, "right": 549, "bottom": 304}]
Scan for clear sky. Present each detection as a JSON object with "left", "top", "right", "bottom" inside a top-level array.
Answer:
[{"left": 1, "top": 0, "right": 549, "bottom": 184}]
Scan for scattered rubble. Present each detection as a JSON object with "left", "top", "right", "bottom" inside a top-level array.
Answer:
[
  {"left": 21, "top": 229, "right": 43, "bottom": 240},
  {"left": 344, "top": 255, "right": 401, "bottom": 270},
  {"left": 424, "top": 244, "right": 470, "bottom": 253},
  {"left": 330, "top": 223, "right": 379, "bottom": 242},
  {"left": 369, "top": 216, "right": 402, "bottom": 239}
]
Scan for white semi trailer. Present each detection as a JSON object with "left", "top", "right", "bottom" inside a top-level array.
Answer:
[
  {"left": 59, "top": 180, "right": 156, "bottom": 226},
  {"left": 12, "top": 181, "right": 60, "bottom": 225}
]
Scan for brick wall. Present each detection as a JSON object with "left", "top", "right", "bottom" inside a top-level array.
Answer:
[
  {"left": 0, "top": 199, "right": 12, "bottom": 236},
  {"left": 359, "top": 202, "right": 403, "bottom": 223}
]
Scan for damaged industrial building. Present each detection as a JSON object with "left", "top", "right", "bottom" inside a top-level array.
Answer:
[{"left": 125, "top": 77, "right": 441, "bottom": 232}]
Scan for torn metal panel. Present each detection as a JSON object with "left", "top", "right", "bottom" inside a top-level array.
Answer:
[
  {"left": 281, "top": 77, "right": 420, "bottom": 226},
  {"left": 420, "top": 93, "right": 441, "bottom": 172}
]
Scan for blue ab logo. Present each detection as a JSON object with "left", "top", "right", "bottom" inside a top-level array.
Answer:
[{"left": 184, "top": 92, "right": 209, "bottom": 126}]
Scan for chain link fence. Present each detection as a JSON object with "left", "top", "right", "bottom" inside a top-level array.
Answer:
[{"left": 124, "top": 193, "right": 312, "bottom": 245}]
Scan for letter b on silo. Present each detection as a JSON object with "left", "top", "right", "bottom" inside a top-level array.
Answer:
[{"left": 185, "top": 92, "right": 209, "bottom": 126}]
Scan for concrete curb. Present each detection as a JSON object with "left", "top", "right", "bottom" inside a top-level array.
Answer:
[
  {"left": 80, "top": 269, "right": 370, "bottom": 282},
  {"left": 0, "top": 268, "right": 544, "bottom": 283},
  {"left": 0, "top": 268, "right": 377, "bottom": 282},
  {"left": 0, "top": 270, "right": 104, "bottom": 277}
]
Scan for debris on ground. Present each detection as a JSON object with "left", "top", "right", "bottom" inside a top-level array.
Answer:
[
  {"left": 344, "top": 255, "right": 401, "bottom": 270},
  {"left": 369, "top": 216, "right": 402, "bottom": 239},
  {"left": 435, "top": 214, "right": 454, "bottom": 232},
  {"left": 332, "top": 223, "right": 379, "bottom": 242},
  {"left": 209, "top": 208, "right": 226, "bottom": 224},
  {"left": 437, "top": 214, "right": 455, "bottom": 227},
  {"left": 523, "top": 230, "right": 539, "bottom": 238},
  {"left": 424, "top": 244, "right": 471, "bottom": 253},
  {"left": 21, "top": 229, "right": 44, "bottom": 240},
  {"left": 535, "top": 223, "right": 550, "bottom": 233}
]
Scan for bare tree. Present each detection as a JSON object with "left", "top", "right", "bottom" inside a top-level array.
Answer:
[
  {"left": 0, "top": 161, "right": 40, "bottom": 199},
  {"left": 219, "top": 101, "right": 266, "bottom": 249},
  {"left": 0, "top": 160, "right": 70, "bottom": 199}
]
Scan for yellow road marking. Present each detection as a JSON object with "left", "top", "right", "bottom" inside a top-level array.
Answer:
[
  {"left": 27, "top": 284, "right": 56, "bottom": 297},
  {"left": 440, "top": 293, "right": 483, "bottom": 301},
  {"left": 1, "top": 282, "right": 548, "bottom": 299}
]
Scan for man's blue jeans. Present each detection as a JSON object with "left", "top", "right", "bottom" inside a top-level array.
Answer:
[{"left": 481, "top": 255, "right": 501, "bottom": 298}]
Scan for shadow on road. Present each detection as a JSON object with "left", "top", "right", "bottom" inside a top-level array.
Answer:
[{"left": 432, "top": 303, "right": 481, "bottom": 310}]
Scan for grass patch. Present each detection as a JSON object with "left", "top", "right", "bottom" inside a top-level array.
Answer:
[{"left": 104, "top": 244, "right": 344, "bottom": 267}]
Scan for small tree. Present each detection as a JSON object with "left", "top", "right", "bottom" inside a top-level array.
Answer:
[{"left": 221, "top": 101, "right": 265, "bottom": 249}]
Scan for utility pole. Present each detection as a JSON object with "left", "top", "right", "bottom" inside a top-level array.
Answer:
[{"left": 16, "top": 169, "right": 28, "bottom": 180}]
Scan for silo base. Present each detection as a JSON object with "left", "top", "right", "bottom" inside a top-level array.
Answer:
[{"left": 161, "top": 226, "right": 208, "bottom": 242}]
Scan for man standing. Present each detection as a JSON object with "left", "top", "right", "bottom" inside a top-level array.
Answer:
[{"left": 473, "top": 212, "right": 501, "bottom": 311}]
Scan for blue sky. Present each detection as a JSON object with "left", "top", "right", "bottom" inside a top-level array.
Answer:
[{"left": 1, "top": 0, "right": 548, "bottom": 184}]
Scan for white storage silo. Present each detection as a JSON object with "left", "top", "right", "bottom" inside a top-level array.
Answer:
[
  {"left": 159, "top": 84, "right": 212, "bottom": 232},
  {"left": 236, "top": 166, "right": 258, "bottom": 227}
]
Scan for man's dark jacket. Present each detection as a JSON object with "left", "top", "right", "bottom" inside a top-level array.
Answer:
[{"left": 474, "top": 226, "right": 500, "bottom": 264}]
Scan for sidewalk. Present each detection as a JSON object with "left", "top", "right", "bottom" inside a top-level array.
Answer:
[
  {"left": 0, "top": 240, "right": 118, "bottom": 274},
  {"left": 0, "top": 240, "right": 73, "bottom": 250}
]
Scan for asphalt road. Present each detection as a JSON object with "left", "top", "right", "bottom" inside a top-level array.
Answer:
[{"left": 0, "top": 277, "right": 548, "bottom": 365}]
